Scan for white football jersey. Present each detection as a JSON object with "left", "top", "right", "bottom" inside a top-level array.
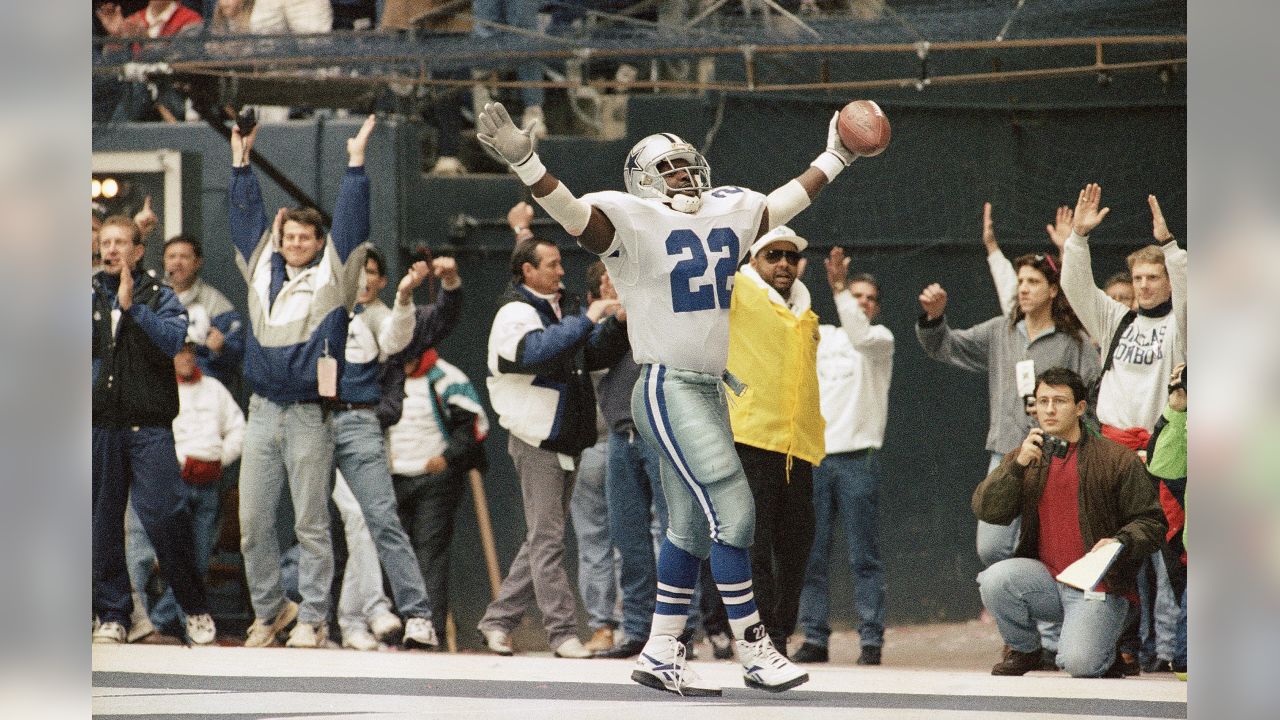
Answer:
[{"left": 584, "top": 187, "right": 766, "bottom": 375}]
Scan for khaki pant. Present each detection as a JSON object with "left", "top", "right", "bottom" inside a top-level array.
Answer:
[{"left": 478, "top": 435, "right": 579, "bottom": 648}]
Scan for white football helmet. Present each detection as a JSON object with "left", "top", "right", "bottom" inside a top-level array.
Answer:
[{"left": 623, "top": 133, "right": 712, "bottom": 213}]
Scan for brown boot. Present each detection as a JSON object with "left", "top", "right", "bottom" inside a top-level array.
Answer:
[
  {"left": 992, "top": 647, "right": 1043, "bottom": 676},
  {"left": 583, "top": 626, "right": 614, "bottom": 653}
]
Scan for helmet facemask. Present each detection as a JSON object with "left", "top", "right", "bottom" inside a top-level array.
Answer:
[{"left": 624, "top": 135, "right": 713, "bottom": 213}]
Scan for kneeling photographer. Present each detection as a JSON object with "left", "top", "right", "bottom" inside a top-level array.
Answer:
[{"left": 971, "top": 367, "right": 1167, "bottom": 678}]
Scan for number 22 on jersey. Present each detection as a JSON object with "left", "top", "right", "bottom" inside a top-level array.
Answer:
[{"left": 666, "top": 227, "right": 739, "bottom": 313}]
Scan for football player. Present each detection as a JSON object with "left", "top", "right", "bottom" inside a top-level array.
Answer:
[{"left": 477, "top": 101, "right": 869, "bottom": 694}]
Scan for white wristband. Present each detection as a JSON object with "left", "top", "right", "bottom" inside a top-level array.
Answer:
[
  {"left": 511, "top": 152, "right": 546, "bottom": 186},
  {"left": 809, "top": 151, "right": 848, "bottom": 183}
]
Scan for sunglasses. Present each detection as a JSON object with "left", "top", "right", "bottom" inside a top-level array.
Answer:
[{"left": 761, "top": 248, "right": 803, "bottom": 265}]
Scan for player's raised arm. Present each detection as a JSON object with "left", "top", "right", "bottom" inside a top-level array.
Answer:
[
  {"left": 476, "top": 102, "right": 616, "bottom": 254},
  {"left": 760, "top": 103, "right": 887, "bottom": 235}
]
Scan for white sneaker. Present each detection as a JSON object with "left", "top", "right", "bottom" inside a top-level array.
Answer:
[
  {"left": 737, "top": 634, "right": 809, "bottom": 692},
  {"left": 553, "top": 637, "right": 592, "bottom": 659},
  {"left": 128, "top": 592, "right": 155, "bottom": 642},
  {"left": 244, "top": 600, "right": 299, "bottom": 648},
  {"left": 369, "top": 612, "right": 403, "bottom": 643},
  {"left": 478, "top": 626, "right": 514, "bottom": 656},
  {"left": 342, "top": 627, "right": 380, "bottom": 651},
  {"left": 93, "top": 621, "right": 126, "bottom": 644},
  {"left": 186, "top": 613, "right": 217, "bottom": 645},
  {"left": 631, "top": 635, "right": 721, "bottom": 697},
  {"left": 286, "top": 621, "right": 329, "bottom": 649},
  {"left": 403, "top": 617, "right": 438, "bottom": 649}
]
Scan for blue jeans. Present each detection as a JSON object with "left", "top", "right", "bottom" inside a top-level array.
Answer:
[
  {"left": 975, "top": 451, "right": 1060, "bottom": 651},
  {"left": 333, "top": 471, "right": 394, "bottom": 637},
  {"left": 570, "top": 438, "right": 619, "bottom": 630},
  {"left": 125, "top": 479, "right": 221, "bottom": 629},
  {"left": 605, "top": 426, "right": 667, "bottom": 642},
  {"left": 333, "top": 409, "right": 432, "bottom": 620},
  {"left": 239, "top": 396, "right": 334, "bottom": 625},
  {"left": 978, "top": 558, "right": 1127, "bottom": 677},
  {"left": 798, "top": 450, "right": 886, "bottom": 648},
  {"left": 1137, "top": 550, "right": 1179, "bottom": 663},
  {"left": 93, "top": 426, "right": 208, "bottom": 627},
  {"left": 1173, "top": 587, "right": 1187, "bottom": 670},
  {"left": 471, "top": 0, "right": 545, "bottom": 109}
]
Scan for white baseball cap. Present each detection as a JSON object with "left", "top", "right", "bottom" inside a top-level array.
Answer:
[{"left": 749, "top": 225, "right": 808, "bottom": 258}]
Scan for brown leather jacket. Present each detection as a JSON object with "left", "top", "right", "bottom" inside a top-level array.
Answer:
[{"left": 972, "top": 424, "right": 1167, "bottom": 595}]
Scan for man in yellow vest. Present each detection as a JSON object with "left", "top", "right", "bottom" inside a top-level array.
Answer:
[{"left": 727, "top": 225, "right": 825, "bottom": 655}]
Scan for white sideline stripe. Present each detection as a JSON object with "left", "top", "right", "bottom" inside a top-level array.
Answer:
[
  {"left": 656, "top": 582, "right": 694, "bottom": 595},
  {"left": 720, "top": 592, "right": 755, "bottom": 605},
  {"left": 646, "top": 368, "right": 718, "bottom": 540},
  {"left": 716, "top": 580, "right": 752, "bottom": 592}
]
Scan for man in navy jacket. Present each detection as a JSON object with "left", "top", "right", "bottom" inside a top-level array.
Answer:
[
  {"left": 92, "top": 214, "right": 215, "bottom": 645},
  {"left": 228, "top": 116, "right": 374, "bottom": 648},
  {"left": 477, "top": 237, "right": 629, "bottom": 658}
]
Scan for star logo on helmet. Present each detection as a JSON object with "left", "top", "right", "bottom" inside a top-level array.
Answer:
[{"left": 624, "top": 151, "right": 642, "bottom": 173}]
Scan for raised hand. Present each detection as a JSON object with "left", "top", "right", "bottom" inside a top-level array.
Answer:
[
  {"left": 431, "top": 256, "right": 459, "bottom": 286},
  {"left": 1148, "top": 194, "right": 1174, "bottom": 243},
  {"left": 270, "top": 207, "right": 287, "bottom": 242},
  {"left": 918, "top": 282, "right": 948, "bottom": 320},
  {"left": 825, "top": 247, "right": 850, "bottom": 292},
  {"left": 347, "top": 114, "right": 377, "bottom": 166},
  {"left": 1071, "top": 183, "right": 1110, "bottom": 237},
  {"left": 982, "top": 202, "right": 998, "bottom": 255},
  {"left": 508, "top": 201, "right": 535, "bottom": 238},
  {"left": 230, "top": 123, "right": 260, "bottom": 167},
  {"left": 95, "top": 3, "right": 126, "bottom": 36},
  {"left": 1045, "top": 205, "right": 1073, "bottom": 251},
  {"left": 397, "top": 260, "right": 430, "bottom": 301},
  {"left": 133, "top": 195, "right": 158, "bottom": 240},
  {"left": 476, "top": 102, "right": 534, "bottom": 166},
  {"left": 825, "top": 112, "right": 857, "bottom": 165}
]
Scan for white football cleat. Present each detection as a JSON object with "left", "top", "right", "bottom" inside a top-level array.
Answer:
[
  {"left": 737, "top": 634, "right": 809, "bottom": 692},
  {"left": 631, "top": 635, "right": 722, "bottom": 697}
]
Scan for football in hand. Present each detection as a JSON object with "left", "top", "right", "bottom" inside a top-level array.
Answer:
[{"left": 837, "top": 100, "right": 891, "bottom": 157}]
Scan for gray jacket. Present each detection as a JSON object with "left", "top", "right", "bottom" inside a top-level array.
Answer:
[{"left": 917, "top": 314, "right": 1101, "bottom": 454}]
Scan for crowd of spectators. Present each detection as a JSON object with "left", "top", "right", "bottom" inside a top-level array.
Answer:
[{"left": 91, "top": 84, "right": 1188, "bottom": 683}]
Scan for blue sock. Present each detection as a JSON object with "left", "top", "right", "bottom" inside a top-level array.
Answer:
[
  {"left": 710, "top": 542, "right": 764, "bottom": 641},
  {"left": 651, "top": 537, "right": 699, "bottom": 639}
]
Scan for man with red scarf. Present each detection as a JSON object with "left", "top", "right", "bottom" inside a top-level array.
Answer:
[{"left": 1061, "top": 185, "right": 1188, "bottom": 673}]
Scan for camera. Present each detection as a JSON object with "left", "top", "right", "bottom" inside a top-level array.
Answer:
[{"left": 1041, "top": 434, "right": 1070, "bottom": 459}]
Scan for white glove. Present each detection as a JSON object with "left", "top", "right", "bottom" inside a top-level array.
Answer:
[
  {"left": 476, "top": 102, "right": 535, "bottom": 167},
  {"left": 824, "top": 111, "right": 857, "bottom": 166}
]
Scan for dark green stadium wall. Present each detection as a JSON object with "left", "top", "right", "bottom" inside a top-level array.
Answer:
[{"left": 92, "top": 89, "right": 1184, "bottom": 644}]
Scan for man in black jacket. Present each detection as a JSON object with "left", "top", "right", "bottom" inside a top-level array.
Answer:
[
  {"left": 92, "top": 215, "right": 215, "bottom": 645},
  {"left": 476, "top": 237, "right": 629, "bottom": 658}
]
